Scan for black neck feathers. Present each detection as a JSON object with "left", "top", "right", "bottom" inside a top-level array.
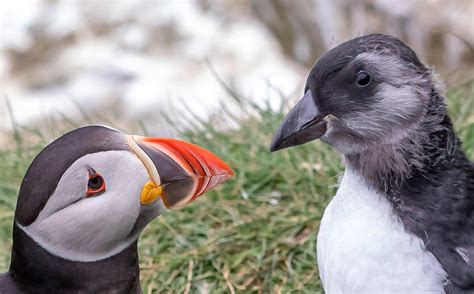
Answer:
[{"left": 7, "top": 224, "right": 141, "bottom": 293}]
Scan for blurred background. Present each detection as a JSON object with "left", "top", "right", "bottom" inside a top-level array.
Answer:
[
  {"left": 1, "top": 1, "right": 473, "bottom": 292},
  {"left": 1, "top": 0, "right": 473, "bottom": 138}
]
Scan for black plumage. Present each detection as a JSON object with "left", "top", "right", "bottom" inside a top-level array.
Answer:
[{"left": 1, "top": 227, "right": 140, "bottom": 293}]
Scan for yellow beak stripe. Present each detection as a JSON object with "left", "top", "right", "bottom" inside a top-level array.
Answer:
[{"left": 140, "top": 180, "right": 163, "bottom": 205}]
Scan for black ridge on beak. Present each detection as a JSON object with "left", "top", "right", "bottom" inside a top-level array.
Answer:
[{"left": 270, "top": 90, "right": 327, "bottom": 152}]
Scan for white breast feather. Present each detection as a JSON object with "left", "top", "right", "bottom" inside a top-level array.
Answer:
[{"left": 317, "top": 169, "right": 447, "bottom": 293}]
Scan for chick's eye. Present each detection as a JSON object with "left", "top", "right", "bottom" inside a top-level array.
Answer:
[
  {"left": 356, "top": 71, "right": 371, "bottom": 87},
  {"left": 87, "top": 173, "right": 106, "bottom": 196}
]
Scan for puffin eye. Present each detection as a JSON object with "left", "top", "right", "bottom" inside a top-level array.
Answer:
[
  {"left": 87, "top": 171, "right": 106, "bottom": 197},
  {"left": 356, "top": 71, "right": 371, "bottom": 87}
]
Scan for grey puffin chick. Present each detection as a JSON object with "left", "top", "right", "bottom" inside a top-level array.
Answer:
[{"left": 271, "top": 34, "right": 474, "bottom": 293}]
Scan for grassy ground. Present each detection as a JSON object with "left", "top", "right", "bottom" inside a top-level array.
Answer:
[{"left": 0, "top": 82, "right": 473, "bottom": 293}]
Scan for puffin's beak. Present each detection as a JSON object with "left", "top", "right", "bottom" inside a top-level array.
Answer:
[
  {"left": 127, "top": 136, "right": 234, "bottom": 208},
  {"left": 270, "top": 90, "right": 327, "bottom": 152}
]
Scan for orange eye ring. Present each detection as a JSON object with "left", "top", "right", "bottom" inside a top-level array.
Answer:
[{"left": 87, "top": 171, "right": 106, "bottom": 197}]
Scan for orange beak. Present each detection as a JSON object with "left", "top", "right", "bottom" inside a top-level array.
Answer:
[{"left": 128, "top": 136, "right": 234, "bottom": 208}]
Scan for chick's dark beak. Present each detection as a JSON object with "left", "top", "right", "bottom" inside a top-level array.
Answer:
[
  {"left": 128, "top": 136, "right": 234, "bottom": 208},
  {"left": 270, "top": 90, "right": 327, "bottom": 152}
]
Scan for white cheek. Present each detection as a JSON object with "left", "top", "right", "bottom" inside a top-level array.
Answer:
[
  {"left": 345, "top": 52, "right": 429, "bottom": 139},
  {"left": 20, "top": 151, "right": 153, "bottom": 262}
]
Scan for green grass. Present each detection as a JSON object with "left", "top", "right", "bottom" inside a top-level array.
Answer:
[{"left": 0, "top": 82, "right": 473, "bottom": 293}]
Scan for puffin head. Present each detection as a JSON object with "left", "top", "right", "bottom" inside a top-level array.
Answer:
[
  {"left": 14, "top": 125, "right": 233, "bottom": 262},
  {"left": 270, "top": 34, "right": 434, "bottom": 155}
]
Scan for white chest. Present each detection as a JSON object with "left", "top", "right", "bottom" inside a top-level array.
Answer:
[{"left": 316, "top": 170, "right": 447, "bottom": 293}]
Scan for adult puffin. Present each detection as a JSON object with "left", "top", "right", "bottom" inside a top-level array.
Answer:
[
  {"left": 270, "top": 34, "right": 474, "bottom": 292},
  {"left": 0, "top": 125, "right": 234, "bottom": 293}
]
